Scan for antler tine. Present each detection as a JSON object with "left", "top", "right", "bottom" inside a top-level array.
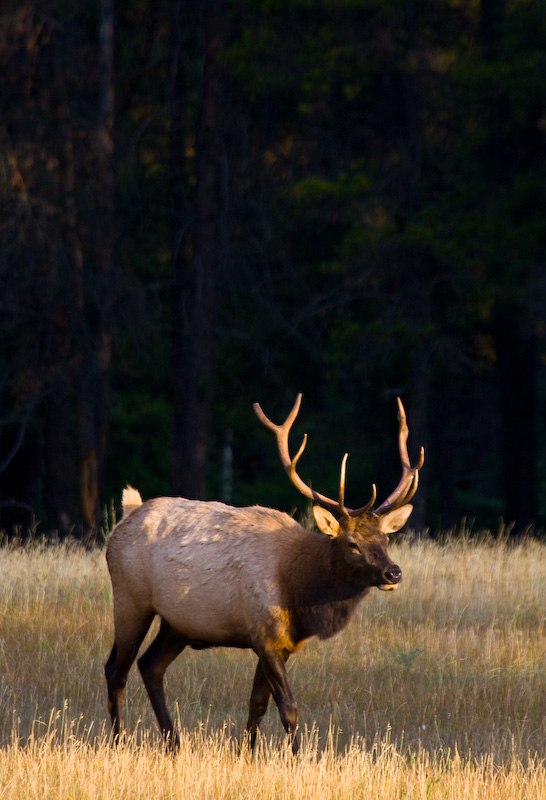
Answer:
[
  {"left": 339, "top": 453, "right": 348, "bottom": 509},
  {"left": 401, "top": 464, "right": 420, "bottom": 505},
  {"left": 340, "top": 453, "right": 377, "bottom": 517},
  {"left": 289, "top": 432, "right": 310, "bottom": 489},
  {"left": 253, "top": 394, "right": 341, "bottom": 513},
  {"left": 374, "top": 397, "right": 425, "bottom": 515},
  {"left": 348, "top": 482, "right": 378, "bottom": 517}
]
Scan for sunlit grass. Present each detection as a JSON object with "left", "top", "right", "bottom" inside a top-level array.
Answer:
[
  {"left": 3, "top": 728, "right": 546, "bottom": 800},
  {"left": 1, "top": 534, "right": 546, "bottom": 797}
]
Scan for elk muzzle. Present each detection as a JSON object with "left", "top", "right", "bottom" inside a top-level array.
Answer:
[{"left": 378, "top": 564, "right": 402, "bottom": 591}]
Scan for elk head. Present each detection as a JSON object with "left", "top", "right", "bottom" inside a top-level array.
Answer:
[{"left": 253, "top": 394, "right": 424, "bottom": 591}]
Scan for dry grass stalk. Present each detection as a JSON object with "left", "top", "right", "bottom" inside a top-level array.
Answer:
[{"left": 1, "top": 534, "right": 546, "bottom": 797}]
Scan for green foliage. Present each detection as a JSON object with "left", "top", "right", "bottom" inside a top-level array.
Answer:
[{"left": 388, "top": 646, "right": 423, "bottom": 672}]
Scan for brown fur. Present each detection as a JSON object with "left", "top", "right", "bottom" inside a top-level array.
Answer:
[{"left": 104, "top": 486, "right": 411, "bottom": 753}]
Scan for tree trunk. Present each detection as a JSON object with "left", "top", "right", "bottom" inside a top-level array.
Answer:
[
  {"left": 479, "top": 0, "right": 506, "bottom": 57},
  {"left": 40, "top": 41, "right": 84, "bottom": 537},
  {"left": 170, "top": 0, "right": 192, "bottom": 497},
  {"left": 172, "top": 0, "right": 229, "bottom": 499},
  {"left": 495, "top": 309, "right": 538, "bottom": 532},
  {"left": 78, "top": 0, "right": 115, "bottom": 532},
  {"left": 435, "top": 389, "right": 457, "bottom": 531},
  {"left": 478, "top": 0, "right": 538, "bottom": 533},
  {"left": 407, "top": 342, "right": 429, "bottom": 534},
  {"left": 44, "top": 386, "right": 77, "bottom": 536}
]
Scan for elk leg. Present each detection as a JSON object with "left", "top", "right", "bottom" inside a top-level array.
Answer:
[
  {"left": 105, "top": 611, "right": 154, "bottom": 741},
  {"left": 256, "top": 650, "right": 299, "bottom": 754},
  {"left": 245, "top": 660, "right": 272, "bottom": 751},
  {"left": 137, "top": 617, "right": 187, "bottom": 748}
]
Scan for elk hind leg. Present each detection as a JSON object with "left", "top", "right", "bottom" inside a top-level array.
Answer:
[
  {"left": 137, "top": 617, "right": 187, "bottom": 749},
  {"left": 105, "top": 608, "right": 154, "bottom": 741}
]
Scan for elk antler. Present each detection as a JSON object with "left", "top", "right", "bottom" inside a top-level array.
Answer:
[
  {"left": 374, "top": 397, "right": 425, "bottom": 514},
  {"left": 253, "top": 394, "right": 376, "bottom": 518}
]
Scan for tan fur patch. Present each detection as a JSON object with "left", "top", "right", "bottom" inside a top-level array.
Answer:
[{"left": 260, "top": 606, "right": 298, "bottom": 653}]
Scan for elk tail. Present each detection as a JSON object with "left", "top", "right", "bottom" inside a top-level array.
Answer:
[{"left": 122, "top": 486, "right": 143, "bottom": 518}]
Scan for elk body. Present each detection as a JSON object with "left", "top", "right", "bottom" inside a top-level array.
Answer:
[{"left": 105, "top": 395, "right": 423, "bottom": 753}]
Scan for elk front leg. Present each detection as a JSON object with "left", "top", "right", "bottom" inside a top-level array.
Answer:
[
  {"left": 255, "top": 649, "right": 298, "bottom": 754},
  {"left": 245, "top": 660, "right": 272, "bottom": 751}
]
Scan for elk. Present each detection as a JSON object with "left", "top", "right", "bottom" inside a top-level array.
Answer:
[{"left": 104, "top": 394, "right": 424, "bottom": 754}]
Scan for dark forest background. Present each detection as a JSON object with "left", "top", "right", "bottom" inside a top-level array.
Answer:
[{"left": 1, "top": 0, "right": 545, "bottom": 539}]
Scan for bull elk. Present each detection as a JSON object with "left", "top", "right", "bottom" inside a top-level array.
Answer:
[{"left": 105, "top": 394, "right": 424, "bottom": 753}]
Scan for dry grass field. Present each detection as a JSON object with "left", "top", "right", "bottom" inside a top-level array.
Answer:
[{"left": 1, "top": 532, "right": 546, "bottom": 797}]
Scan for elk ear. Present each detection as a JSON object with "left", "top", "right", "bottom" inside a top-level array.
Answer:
[
  {"left": 313, "top": 506, "right": 340, "bottom": 538},
  {"left": 378, "top": 504, "right": 413, "bottom": 534}
]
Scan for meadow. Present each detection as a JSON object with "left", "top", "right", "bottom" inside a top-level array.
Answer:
[{"left": 1, "top": 531, "right": 546, "bottom": 798}]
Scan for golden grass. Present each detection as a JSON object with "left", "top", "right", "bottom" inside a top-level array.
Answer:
[{"left": 1, "top": 534, "right": 546, "bottom": 797}]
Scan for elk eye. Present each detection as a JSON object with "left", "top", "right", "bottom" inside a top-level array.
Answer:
[{"left": 348, "top": 540, "right": 361, "bottom": 553}]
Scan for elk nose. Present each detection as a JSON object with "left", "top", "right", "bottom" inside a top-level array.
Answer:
[{"left": 383, "top": 565, "right": 402, "bottom": 585}]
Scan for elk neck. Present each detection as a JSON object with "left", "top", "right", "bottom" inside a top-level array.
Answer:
[{"left": 279, "top": 529, "right": 370, "bottom": 643}]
